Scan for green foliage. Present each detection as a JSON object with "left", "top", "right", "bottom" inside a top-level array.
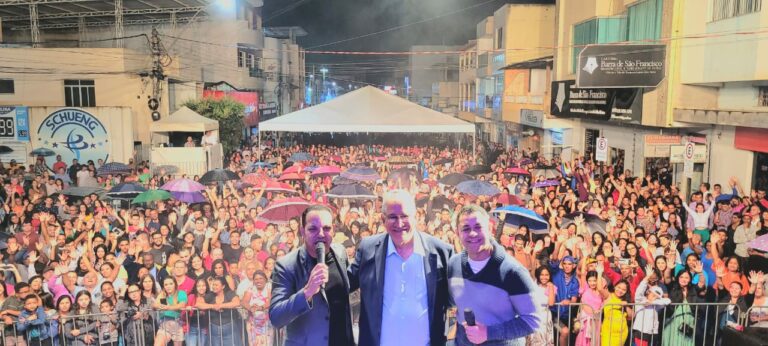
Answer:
[{"left": 183, "top": 97, "right": 245, "bottom": 154}]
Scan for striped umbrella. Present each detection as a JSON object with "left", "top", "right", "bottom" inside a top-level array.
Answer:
[{"left": 256, "top": 197, "right": 312, "bottom": 225}]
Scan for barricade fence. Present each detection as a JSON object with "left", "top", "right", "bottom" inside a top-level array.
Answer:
[{"left": 0, "top": 302, "right": 763, "bottom": 346}]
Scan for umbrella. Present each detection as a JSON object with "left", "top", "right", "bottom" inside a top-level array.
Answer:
[
  {"left": 387, "top": 167, "right": 420, "bottom": 189},
  {"left": 61, "top": 186, "right": 104, "bottom": 197},
  {"left": 257, "top": 197, "right": 312, "bottom": 224},
  {"left": 199, "top": 169, "right": 239, "bottom": 185},
  {"left": 387, "top": 155, "right": 415, "bottom": 164},
  {"left": 171, "top": 191, "right": 207, "bottom": 204},
  {"left": 98, "top": 162, "right": 131, "bottom": 176},
  {"left": 416, "top": 195, "right": 455, "bottom": 211},
  {"left": 249, "top": 162, "right": 274, "bottom": 170},
  {"left": 464, "top": 165, "right": 492, "bottom": 176},
  {"left": 747, "top": 233, "right": 768, "bottom": 252},
  {"left": 332, "top": 176, "right": 358, "bottom": 186},
  {"left": 532, "top": 168, "right": 561, "bottom": 179},
  {"left": 497, "top": 194, "right": 524, "bottom": 206},
  {"left": 532, "top": 179, "right": 560, "bottom": 188},
  {"left": 106, "top": 183, "right": 147, "bottom": 197},
  {"left": 456, "top": 180, "right": 501, "bottom": 197},
  {"left": 326, "top": 184, "right": 377, "bottom": 200},
  {"left": 433, "top": 158, "right": 453, "bottom": 165},
  {"left": 439, "top": 173, "right": 474, "bottom": 186},
  {"left": 492, "top": 205, "right": 549, "bottom": 234},
  {"left": 311, "top": 166, "right": 342, "bottom": 177},
  {"left": 562, "top": 212, "right": 607, "bottom": 235},
  {"left": 278, "top": 172, "right": 305, "bottom": 181},
  {"left": 30, "top": 148, "right": 56, "bottom": 157},
  {"left": 262, "top": 181, "right": 298, "bottom": 194},
  {"left": 241, "top": 173, "right": 271, "bottom": 186},
  {"left": 504, "top": 167, "right": 530, "bottom": 175},
  {"left": 518, "top": 158, "right": 534, "bottom": 166},
  {"left": 282, "top": 164, "right": 305, "bottom": 174},
  {"left": 0, "top": 146, "right": 13, "bottom": 154},
  {"left": 161, "top": 178, "right": 205, "bottom": 193},
  {"left": 329, "top": 155, "right": 343, "bottom": 163},
  {"left": 341, "top": 166, "right": 380, "bottom": 182},
  {"left": 131, "top": 189, "right": 172, "bottom": 204},
  {"left": 288, "top": 152, "right": 314, "bottom": 162}
]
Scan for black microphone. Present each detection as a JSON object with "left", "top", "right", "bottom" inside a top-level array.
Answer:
[
  {"left": 464, "top": 308, "right": 476, "bottom": 326},
  {"left": 315, "top": 242, "right": 326, "bottom": 290}
]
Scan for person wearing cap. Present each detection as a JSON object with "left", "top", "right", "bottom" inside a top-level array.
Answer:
[
  {"left": 447, "top": 205, "right": 543, "bottom": 345},
  {"left": 550, "top": 255, "right": 580, "bottom": 345}
]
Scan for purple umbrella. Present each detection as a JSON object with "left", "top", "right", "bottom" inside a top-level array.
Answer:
[
  {"left": 171, "top": 191, "right": 207, "bottom": 204},
  {"left": 747, "top": 233, "right": 768, "bottom": 252},
  {"left": 161, "top": 178, "right": 205, "bottom": 193},
  {"left": 532, "top": 180, "right": 559, "bottom": 188}
]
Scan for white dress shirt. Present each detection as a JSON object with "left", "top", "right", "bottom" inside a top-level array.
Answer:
[{"left": 380, "top": 235, "right": 430, "bottom": 346}]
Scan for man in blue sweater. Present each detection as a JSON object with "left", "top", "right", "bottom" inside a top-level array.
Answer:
[{"left": 448, "top": 205, "right": 544, "bottom": 345}]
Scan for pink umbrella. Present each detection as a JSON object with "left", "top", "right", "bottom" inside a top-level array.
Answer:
[
  {"left": 311, "top": 166, "right": 342, "bottom": 177},
  {"left": 329, "top": 155, "right": 343, "bottom": 163},
  {"left": 504, "top": 167, "right": 530, "bottom": 175},
  {"left": 747, "top": 233, "right": 768, "bottom": 252},
  {"left": 256, "top": 197, "right": 312, "bottom": 225},
  {"left": 278, "top": 172, "right": 305, "bottom": 181},
  {"left": 282, "top": 164, "right": 304, "bottom": 174},
  {"left": 161, "top": 178, "right": 205, "bottom": 193},
  {"left": 263, "top": 181, "right": 298, "bottom": 194},
  {"left": 241, "top": 173, "right": 271, "bottom": 186}
]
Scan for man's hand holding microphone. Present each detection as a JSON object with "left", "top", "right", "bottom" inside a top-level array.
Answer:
[{"left": 304, "top": 242, "right": 328, "bottom": 302}]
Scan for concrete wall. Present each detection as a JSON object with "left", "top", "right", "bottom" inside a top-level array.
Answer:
[
  {"left": 409, "top": 45, "right": 460, "bottom": 104},
  {"left": 708, "top": 125, "right": 754, "bottom": 188},
  {"left": 499, "top": 4, "right": 556, "bottom": 65},
  {"left": 0, "top": 48, "right": 167, "bottom": 144}
]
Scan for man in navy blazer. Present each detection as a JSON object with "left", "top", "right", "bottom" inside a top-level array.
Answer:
[
  {"left": 348, "top": 190, "right": 454, "bottom": 346},
  {"left": 269, "top": 205, "right": 354, "bottom": 346}
]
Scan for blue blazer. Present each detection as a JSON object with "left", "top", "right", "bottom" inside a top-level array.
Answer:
[
  {"left": 269, "top": 243, "right": 354, "bottom": 346},
  {"left": 348, "top": 232, "right": 454, "bottom": 346}
]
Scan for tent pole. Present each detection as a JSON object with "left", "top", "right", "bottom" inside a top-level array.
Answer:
[{"left": 472, "top": 131, "right": 476, "bottom": 162}]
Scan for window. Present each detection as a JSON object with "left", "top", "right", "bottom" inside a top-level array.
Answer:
[
  {"left": 572, "top": 17, "right": 627, "bottom": 73},
  {"left": 627, "top": 0, "right": 664, "bottom": 41},
  {"left": 759, "top": 86, "right": 768, "bottom": 107},
  {"left": 246, "top": 54, "right": 254, "bottom": 69},
  {"left": 0, "top": 79, "right": 14, "bottom": 94},
  {"left": 238, "top": 51, "right": 246, "bottom": 68},
  {"left": 64, "top": 80, "right": 95, "bottom": 107},
  {"left": 584, "top": 128, "right": 600, "bottom": 160},
  {"left": 496, "top": 27, "right": 503, "bottom": 50},
  {"left": 712, "top": 0, "right": 762, "bottom": 21}
]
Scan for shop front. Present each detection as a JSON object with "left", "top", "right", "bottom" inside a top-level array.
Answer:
[{"left": 735, "top": 126, "right": 768, "bottom": 191}]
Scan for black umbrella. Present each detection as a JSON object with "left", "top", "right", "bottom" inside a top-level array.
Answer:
[
  {"left": 199, "top": 169, "right": 239, "bottom": 185},
  {"left": 61, "top": 186, "right": 104, "bottom": 197},
  {"left": 326, "top": 184, "right": 377, "bottom": 200},
  {"left": 30, "top": 148, "right": 55, "bottom": 157},
  {"left": 106, "top": 183, "right": 147, "bottom": 199},
  {"left": 464, "top": 165, "right": 492, "bottom": 176},
  {"left": 332, "top": 176, "right": 358, "bottom": 186},
  {"left": 0, "top": 146, "right": 13, "bottom": 154},
  {"left": 439, "top": 173, "right": 474, "bottom": 186},
  {"left": 562, "top": 212, "right": 607, "bottom": 235},
  {"left": 416, "top": 195, "right": 455, "bottom": 211}
]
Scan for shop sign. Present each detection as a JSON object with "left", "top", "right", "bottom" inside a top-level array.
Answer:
[
  {"left": 0, "top": 106, "right": 29, "bottom": 141},
  {"left": 520, "top": 109, "right": 543, "bottom": 128},
  {"left": 577, "top": 44, "right": 666, "bottom": 88},
  {"left": 37, "top": 108, "right": 110, "bottom": 167},
  {"left": 670, "top": 145, "right": 707, "bottom": 163},
  {"left": 550, "top": 80, "right": 642, "bottom": 123}
]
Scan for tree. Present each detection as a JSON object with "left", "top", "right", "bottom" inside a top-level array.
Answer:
[{"left": 183, "top": 97, "right": 245, "bottom": 155}]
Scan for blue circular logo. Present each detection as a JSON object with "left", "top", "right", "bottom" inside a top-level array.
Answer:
[{"left": 36, "top": 108, "right": 109, "bottom": 169}]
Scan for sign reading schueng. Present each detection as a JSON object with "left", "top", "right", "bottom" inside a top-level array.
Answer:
[
  {"left": 550, "top": 80, "right": 642, "bottom": 124},
  {"left": 577, "top": 44, "right": 666, "bottom": 88}
]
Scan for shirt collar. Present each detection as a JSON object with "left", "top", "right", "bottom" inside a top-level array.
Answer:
[{"left": 386, "top": 231, "right": 426, "bottom": 257}]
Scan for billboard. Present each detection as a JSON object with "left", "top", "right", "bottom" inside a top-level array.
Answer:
[
  {"left": 550, "top": 80, "right": 642, "bottom": 124},
  {"left": 577, "top": 44, "right": 666, "bottom": 88},
  {"left": 202, "top": 90, "right": 259, "bottom": 127}
]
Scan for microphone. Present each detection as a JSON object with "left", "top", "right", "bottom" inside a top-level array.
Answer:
[
  {"left": 315, "top": 242, "right": 326, "bottom": 290},
  {"left": 464, "top": 308, "right": 476, "bottom": 326}
]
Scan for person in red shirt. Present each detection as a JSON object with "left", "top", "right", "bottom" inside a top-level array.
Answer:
[
  {"left": 172, "top": 260, "right": 195, "bottom": 295},
  {"left": 52, "top": 155, "right": 67, "bottom": 173}
]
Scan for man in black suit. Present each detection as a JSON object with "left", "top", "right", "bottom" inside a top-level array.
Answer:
[
  {"left": 348, "top": 189, "right": 454, "bottom": 346},
  {"left": 269, "top": 205, "right": 354, "bottom": 346}
]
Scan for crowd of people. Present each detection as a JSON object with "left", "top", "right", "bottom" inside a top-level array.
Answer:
[{"left": 0, "top": 134, "right": 766, "bottom": 346}]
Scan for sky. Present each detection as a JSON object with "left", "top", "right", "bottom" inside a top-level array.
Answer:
[{"left": 263, "top": 0, "right": 555, "bottom": 75}]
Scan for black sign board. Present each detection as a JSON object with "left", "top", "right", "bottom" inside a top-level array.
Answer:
[
  {"left": 577, "top": 44, "right": 666, "bottom": 88},
  {"left": 550, "top": 80, "right": 642, "bottom": 124}
]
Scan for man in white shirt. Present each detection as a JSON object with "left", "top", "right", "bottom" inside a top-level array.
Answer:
[{"left": 201, "top": 131, "right": 218, "bottom": 146}]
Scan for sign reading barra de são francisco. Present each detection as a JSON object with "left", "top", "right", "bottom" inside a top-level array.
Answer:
[
  {"left": 37, "top": 108, "right": 110, "bottom": 167},
  {"left": 577, "top": 44, "right": 666, "bottom": 88},
  {"left": 550, "top": 80, "right": 642, "bottom": 124}
]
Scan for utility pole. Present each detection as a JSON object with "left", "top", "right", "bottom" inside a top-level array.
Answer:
[{"left": 149, "top": 28, "right": 164, "bottom": 121}]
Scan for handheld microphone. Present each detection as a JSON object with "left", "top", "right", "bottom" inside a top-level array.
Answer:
[
  {"left": 315, "top": 242, "right": 326, "bottom": 290},
  {"left": 464, "top": 308, "right": 476, "bottom": 326}
]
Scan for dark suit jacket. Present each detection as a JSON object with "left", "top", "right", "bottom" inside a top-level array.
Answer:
[
  {"left": 269, "top": 243, "right": 354, "bottom": 346},
  {"left": 348, "top": 231, "right": 454, "bottom": 346}
]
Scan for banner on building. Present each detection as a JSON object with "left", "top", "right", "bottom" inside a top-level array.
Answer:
[
  {"left": 550, "top": 80, "right": 642, "bottom": 124},
  {"left": 36, "top": 108, "right": 110, "bottom": 166},
  {"left": 577, "top": 44, "right": 666, "bottom": 88}
]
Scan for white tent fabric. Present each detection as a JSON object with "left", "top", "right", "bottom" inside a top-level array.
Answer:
[
  {"left": 259, "top": 86, "right": 474, "bottom": 133},
  {"left": 150, "top": 106, "right": 219, "bottom": 132}
]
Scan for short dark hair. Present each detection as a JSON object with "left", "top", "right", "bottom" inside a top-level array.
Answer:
[{"left": 301, "top": 205, "right": 334, "bottom": 228}]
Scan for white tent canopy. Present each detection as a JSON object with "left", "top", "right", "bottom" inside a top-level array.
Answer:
[
  {"left": 259, "top": 86, "right": 475, "bottom": 133},
  {"left": 150, "top": 106, "right": 219, "bottom": 133}
]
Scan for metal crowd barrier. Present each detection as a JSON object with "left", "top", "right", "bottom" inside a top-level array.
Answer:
[
  {"left": 0, "top": 307, "right": 283, "bottom": 346},
  {"left": 545, "top": 302, "right": 750, "bottom": 346}
]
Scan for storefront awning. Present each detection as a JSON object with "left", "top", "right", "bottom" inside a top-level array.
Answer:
[{"left": 735, "top": 127, "right": 768, "bottom": 153}]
